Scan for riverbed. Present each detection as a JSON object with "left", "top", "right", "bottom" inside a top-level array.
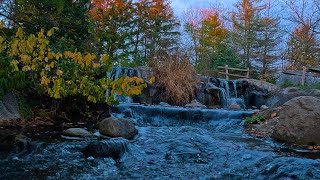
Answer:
[{"left": 1, "top": 105, "right": 320, "bottom": 179}]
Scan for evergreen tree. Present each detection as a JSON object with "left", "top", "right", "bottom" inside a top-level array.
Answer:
[
  {"left": 230, "top": 0, "right": 265, "bottom": 68},
  {"left": 90, "top": 0, "right": 135, "bottom": 64},
  {"left": 184, "top": 7, "right": 240, "bottom": 74},
  {"left": 254, "top": 1, "right": 281, "bottom": 77},
  {"left": 137, "top": 0, "right": 180, "bottom": 63}
]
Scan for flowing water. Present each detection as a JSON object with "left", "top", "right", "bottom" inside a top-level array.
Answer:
[
  {"left": 217, "top": 79, "right": 246, "bottom": 108},
  {"left": 1, "top": 105, "right": 320, "bottom": 179}
]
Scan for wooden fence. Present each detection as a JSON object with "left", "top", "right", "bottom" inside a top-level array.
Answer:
[
  {"left": 283, "top": 66, "right": 320, "bottom": 85},
  {"left": 218, "top": 65, "right": 250, "bottom": 80}
]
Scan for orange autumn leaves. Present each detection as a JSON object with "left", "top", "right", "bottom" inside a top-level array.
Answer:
[
  {"left": 185, "top": 7, "right": 227, "bottom": 48},
  {"left": 90, "top": 0, "right": 170, "bottom": 18},
  {"left": 90, "top": 0, "right": 131, "bottom": 22}
]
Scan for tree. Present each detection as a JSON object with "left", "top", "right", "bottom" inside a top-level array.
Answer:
[
  {"left": 230, "top": 0, "right": 266, "bottom": 68},
  {"left": 90, "top": 0, "right": 135, "bottom": 64},
  {"left": 254, "top": 0, "right": 281, "bottom": 77},
  {"left": 184, "top": 7, "right": 239, "bottom": 74},
  {"left": 135, "top": 0, "right": 180, "bottom": 63},
  {"left": 1, "top": 0, "right": 92, "bottom": 51},
  {"left": 89, "top": 0, "right": 180, "bottom": 66},
  {"left": 286, "top": 23, "right": 319, "bottom": 69},
  {"left": 283, "top": 0, "right": 320, "bottom": 35},
  {"left": 0, "top": 26, "right": 146, "bottom": 105}
]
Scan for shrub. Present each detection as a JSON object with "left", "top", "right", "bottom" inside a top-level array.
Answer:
[
  {"left": 150, "top": 53, "right": 199, "bottom": 106},
  {"left": 0, "top": 26, "right": 146, "bottom": 106},
  {"left": 245, "top": 115, "right": 266, "bottom": 124}
]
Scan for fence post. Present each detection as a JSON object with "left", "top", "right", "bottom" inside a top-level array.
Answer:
[
  {"left": 301, "top": 66, "right": 306, "bottom": 86},
  {"left": 246, "top": 68, "right": 249, "bottom": 78},
  {"left": 225, "top": 65, "right": 229, "bottom": 80}
]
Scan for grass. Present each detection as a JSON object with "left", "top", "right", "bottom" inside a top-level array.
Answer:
[
  {"left": 245, "top": 115, "right": 266, "bottom": 124},
  {"left": 281, "top": 79, "right": 320, "bottom": 90},
  {"left": 150, "top": 53, "right": 199, "bottom": 106}
]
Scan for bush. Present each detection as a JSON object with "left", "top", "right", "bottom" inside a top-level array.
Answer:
[
  {"left": 0, "top": 26, "right": 146, "bottom": 108},
  {"left": 150, "top": 53, "right": 199, "bottom": 106},
  {"left": 245, "top": 115, "right": 266, "bottom": 124}
]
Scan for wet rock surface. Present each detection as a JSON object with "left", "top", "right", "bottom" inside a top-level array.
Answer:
[
  {"left": 82, "top": 138, "right": 128, "bottom": 160},
  {"left": 0, "top": 105, "right": 320, "bottom": 179}
]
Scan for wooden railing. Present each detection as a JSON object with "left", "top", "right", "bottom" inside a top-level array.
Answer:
[
  {"left": 283, "top": 66, "right": 320, "bottom": 85},
  {"left": 218, "top": 65, "right": 249, "bottom": 80}
]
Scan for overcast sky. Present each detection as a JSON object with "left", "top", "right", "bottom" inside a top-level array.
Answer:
[{"left": 170, "top": 0, "right": 239, "bottom": 17}]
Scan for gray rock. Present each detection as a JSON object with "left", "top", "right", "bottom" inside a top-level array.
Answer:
[
  {"left": 267, "top": 88, "right": 320, "bottom": 107},
  {"left": 260, "top": 105, "right": 268, "bottom": 110},
  {"left": 195, "top": 80, "right": 220, "bottom": 107},
  {"left": 244, "top": 79, "right": 279, "bottom": 93},
  {"left": 205, "top": 82, "right": 219, "bottom": 93},
  {"left": 99, "top": 117, "right": 138, "bottom": 140},
  {"left": 63, "top": 128, "right": 92, "bottom": 138},
  {"left": 229, "top": 104, "right": 241, "bottom": 109},
  {"left": 14, "top": 134, "right": 32, "bottom": 153},
  {"left": 185, "top": 99, "right": 207, "bottom": 108},
  {"left": 272, "top": 96, "right": 320, "bottom": 145},
  {"left": 61, "top": 135, "right": 84, "bottom": 140},
  {"left": 0, "top": 92, "right": 21, "bottom": 123},
  {"left": 93, "top": 131, "right": 110, "bottom": 139},
  {"left": 277, "top": 72, "right": 320, "bottom": 86},
  {"left": 159, "top": 102, "right": 170, "bottom": 107}
]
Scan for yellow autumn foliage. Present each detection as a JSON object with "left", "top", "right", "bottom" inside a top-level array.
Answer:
[{"left": 1, "top": 27, "right": 145, "bottom": 104}]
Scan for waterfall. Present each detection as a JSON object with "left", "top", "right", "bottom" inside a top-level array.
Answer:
[
  {"left": 232, "top": 80, "right": 237, "bottom": 98},
  {"left": 219, "top": 88, "right": 229, "bottom": 107},
  {"left": 222, "top": 80, "right": 230, "bottom": 99},
  {"left": 218, "top": 79, "right": 245, "bottom": 108}
]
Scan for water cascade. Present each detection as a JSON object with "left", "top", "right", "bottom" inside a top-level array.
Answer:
[{"left": 217, "top": 79, "right": 246, "bottom": 108}]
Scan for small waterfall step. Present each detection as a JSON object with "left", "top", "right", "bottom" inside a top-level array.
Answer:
[{"left": 112, "top": 104, "right": 255, "bottom": 124}]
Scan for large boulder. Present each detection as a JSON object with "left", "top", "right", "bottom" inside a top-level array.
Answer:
[
  {"left": 266, "top": 87, "right": 320, "bottom": 107},
  {"left": 244, "top": 79, "right": 280, "bottom": 93},
  {"left": 237, "top": 79, "right": 278, "bottom": 108},
  {"left": 271, "top": 96, "right": 320, "bottom": 146},
  {"left": 99, "top": 117, "right": 138, "bottom": 140},
  {"left": 195, "top": 77, "right": 221, "bottom": 107}
]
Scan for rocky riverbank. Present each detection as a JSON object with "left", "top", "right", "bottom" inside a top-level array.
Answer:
[{"left": 1, "top": 105, "right": 320, "bottom": 179}]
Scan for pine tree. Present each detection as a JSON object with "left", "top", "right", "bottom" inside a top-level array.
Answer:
[
  {"left": 90, "top": 0, "right": 135, "bottom": 64},
  {"left": 139, "top": 0, "right": 180, "bottom": 62},
  {"left": 231, "top": 0, "right": 265, "bottom": 68},
  {"left": 254, "top": 1, "right": 281, "bottom": 77},
  {"left": 184, "top": 7, "right": 240, "bottom": 74}
]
